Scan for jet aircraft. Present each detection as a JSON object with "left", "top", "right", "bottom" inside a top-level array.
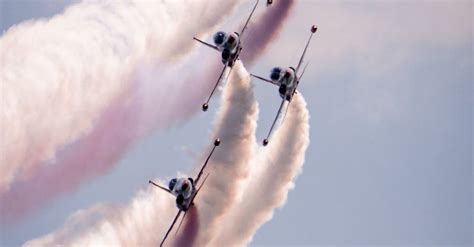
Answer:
[
  {"left": 251, "top": 25, "right": 318, "bottom": 146},
  {"left": 193, "top": 0, "right": 260, "bottom": 111},
  {"left": 149, "top": 138, "right": 221, "bottom": 246}
]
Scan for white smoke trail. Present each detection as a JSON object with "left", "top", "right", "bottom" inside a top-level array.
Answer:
[
  {"left": 24, "top": 61, "right": 258, "bottom": 246},
  {"left": 210, "top": 94, "right": 310, "bottom": 246},
  {"left": 193, "top": 61, "right": 258, "bottom": 245},
  {"left": 23, "top": 186, "right": 175, "bottom": 246},
  {"left": 0, "top": 0, "right": 241, "bottom": 194}
]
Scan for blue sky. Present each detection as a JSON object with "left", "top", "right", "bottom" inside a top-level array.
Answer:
[{"left": 0, "top": 0, "right": 472, "bottom": 246}]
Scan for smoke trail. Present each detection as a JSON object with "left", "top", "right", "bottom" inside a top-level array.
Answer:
[
  {"left": 173, "top": 207, "right": 199, "bottom": 247},
  {"left": 0, "top": 84, "right": 140, "bottom": 223},
  {"left": 210, "top": 94, "right": 310, "bottom": 246},
  {"left": 188, "top": 0, "right": 297, "bottom": 112},
  {"left": 17, "top": 0, "right": 299, "bottom": 242},
  {"left": 193, "top": 62, "right": 258, "bottom": 245},
  {"left": 24, "top": 61, "right": 257, "bottom": 246},
  {"left": 240, "top": 0, "right": 296, "bottom": 65},
  {"left": 0, "top": 0, "right": 240, "bottom": 194},
  {"left": 180, "top": 3, "right": 298, "bottom": 244},
  {"left": 0, "top": 1, "right": 243, "bottom": 222},
  {"left": 24, "top": 186, "right": 175, "bottom": 246},
  {"left": 0, "top": 0, "right": 297, "bottom": 223}
]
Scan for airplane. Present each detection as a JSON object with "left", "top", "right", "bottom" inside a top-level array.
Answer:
[
  {"left": 193, "top": 0, "right": 260, "bottom": 112},
  {"left": 251, "top": 25, "right": 318, "bottom": 146},
  {"left": 149, "top": 138, "right": 221, "bottom": 247}
]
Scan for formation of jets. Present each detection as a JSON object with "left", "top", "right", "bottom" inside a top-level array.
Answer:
[{"left": 150, "top": 0, "right": 317, "bottom": 245}]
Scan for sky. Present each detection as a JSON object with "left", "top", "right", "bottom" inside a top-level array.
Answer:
[{"left": 0, "top": 0, "right": 472, "bottom": 246}]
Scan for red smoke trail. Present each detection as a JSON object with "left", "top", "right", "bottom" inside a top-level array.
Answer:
[
  {"left": 172, "top": 207, "right": 199, "bottom": 247},
  {"left": 241, "top": 0, "right": 296, "bottom": 65}
]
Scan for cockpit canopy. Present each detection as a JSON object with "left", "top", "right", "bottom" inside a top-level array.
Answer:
[
  {"left": 213, "top": 31, "right": 226, "bottom": 46},
  {"left": 270, "top": 67, "right": 295, "bottom": 85},
  {"left": 226, "top": 33, "right": 238, "bottom": 48},
  {"left": 168, "top": 178, "right": 177, "bottom": 191},
  {"left": 270, "top": 67, "right": 283, "bottom": 81},
  {"left": 169, "top": 178, "right": 193, "bottom": 198},
  {"left": 213, "top": 31, "right": 239, "bottom": 52}
]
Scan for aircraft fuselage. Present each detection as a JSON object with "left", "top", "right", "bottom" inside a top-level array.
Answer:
[
  {"left": 269, "top": 66, "right": 298, "bottom": 101},
  {"left": 213, "top": 31, "right": 242, "bottom": 67},
  {"left": 168, "top": 177, "right": 196, "bottom": 211}
]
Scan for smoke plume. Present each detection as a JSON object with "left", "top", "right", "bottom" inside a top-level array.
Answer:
[
  {"left": 193, "top": 62, "right": 258, "bottom": 245},
  {"left": 0, "top": 0, "right": 240, "bottom": 194},
  {"left": 0, "top": 0, "right": 242, "bottom": 222},
  {"left": 14, "top": 0, "right": 307, "bottom": 245},
  {"left": 241, "top": 0, "right": 296, "bottom": 64},
  {"left": 210, "top": 95, "right": 310, "bottom": 246},
  {"left": 24, "top": 61, "right": 257, "bottom": 246},
  {"left": 1, "top": 0, "right": 297, "bottom": 223}
]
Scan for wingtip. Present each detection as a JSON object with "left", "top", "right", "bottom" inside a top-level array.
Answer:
[{"left": 202, "top": 103, "right": 209, "bottom": 111}]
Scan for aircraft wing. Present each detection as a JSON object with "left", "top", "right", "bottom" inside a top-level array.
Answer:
[
  {"left": 191, "top": 173, "right": 210, "bottom": 203},
  {"left": 193, "top": 37, "right": 219, "bottom": 51},
  {"left": 160, "top": 210, "right": 183, "bottom": 247},
  {"left": 240, "top": 0, "right": 259, "bottom": 37},
  {"left": 149, "top": 180, "right": 174, "bottom": 196},
  {"left": 194, "top": 140, "right": 219, "bottom": 185},
  {"left": 295, "top": 29, "right": 316, "bottom": 74},
  {"left": 263, "top": 98, "right": 286, "bottom": 146},
  {"left": 250, "top": 73, "right": 279, "bottom": 86},
  {"left": 259, "top": 63, "right": 309, "bottom": 146},
  {"left": 202, "top": 65, "right": 229, "bottom": 111},
  {"left": 297, "top": 62, "right": 309, "bottom": 83},
  {"left": 292, "top": 62, "right": 309, "bottom": 97}
]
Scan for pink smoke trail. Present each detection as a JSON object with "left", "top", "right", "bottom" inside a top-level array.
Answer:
[
  {"left": 0, "top": 81, "right": 140, "bottom": 223},
  {"left": 240, "top": 0, "right": 296, "bottom": 64},
  {"left": 173, "top": 207, "right": 199, "bottom": 247}
]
